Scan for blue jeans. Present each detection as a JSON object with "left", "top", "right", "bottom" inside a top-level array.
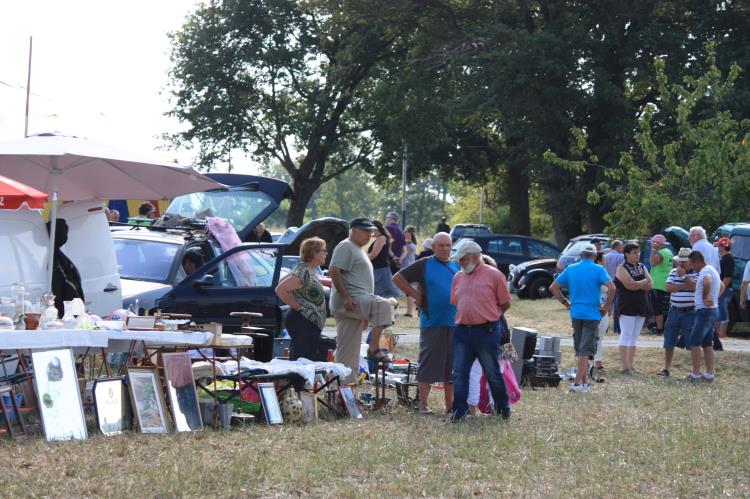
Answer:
[
  {"left": 687, "top": 308, "right": 718, "bottom": 349},
  {"left": 451, "top": 322, "right": 508, "bottom": 419},
  {"left": 717, "top": 287, "right": 732, "bottom": 324},
  {"left": 663, "top": 308, "right": 695, "bottom": 350}
]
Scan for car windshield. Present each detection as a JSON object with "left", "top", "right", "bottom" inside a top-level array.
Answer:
[
  {"left": 165, "top": 189, "right": 276, "bottom": 233},
  {"left": 114, "top": 239, "right": 180, "bottom": 282}
]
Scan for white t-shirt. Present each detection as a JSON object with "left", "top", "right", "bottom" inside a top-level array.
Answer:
[
  {"left": 692, "top": 238, "right": 721, "bottom": 271},
  {"left": 695, "top": 265, "right": 721, "bottom": 309},
  {"left": 743, "top": 263, "right": 750, "bottom": 299}
]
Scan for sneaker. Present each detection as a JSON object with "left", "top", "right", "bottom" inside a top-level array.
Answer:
[
  {"left": 569, "top": 383, "right": 588, "bottom": 393},
  {"left": 683, "top": 374, "right": 703, "bottom": 382},
  {"left": 580, "top": 384, "right": 592, "bottom": 393},
  {"left": 657, "top": 369, "right": 671, "bottom": 377},
  {"left": 703, "top": 374, "right": 715, "bottom": 384}
]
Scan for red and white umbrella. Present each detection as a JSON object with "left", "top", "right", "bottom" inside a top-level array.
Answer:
[{"left": 0, "top": 174, "right": 48, "bottom": 210}]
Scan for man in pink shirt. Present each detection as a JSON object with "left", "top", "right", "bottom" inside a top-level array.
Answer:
[{"left": 449, "top": 241, "right": 512, "bottom": 421}]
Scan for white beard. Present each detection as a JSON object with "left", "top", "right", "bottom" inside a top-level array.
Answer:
[{"left": 460, "top": 263, "right": 476, "bottom": 274}]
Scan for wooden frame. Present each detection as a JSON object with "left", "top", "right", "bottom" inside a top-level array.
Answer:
[
  {"left": 93, "top": 377, "right": 129, "bottom": 436},
  {"left": 258, "top": 382, "right": 283, "bottom": 425},
  {"left": 127, "top": 367, "right": 169, "bottom": 434},
  {"left": 162, "top": 352, "right": 203, "bottom": 432},
  {"left": 31, "top": 348, "right": 88, "bottom": 440},
  {"left": 338, "top": 386, "right": 363, "bottom": 420},
  {"left": 299, "top": 391, "right": 318, "bottom": 423}
]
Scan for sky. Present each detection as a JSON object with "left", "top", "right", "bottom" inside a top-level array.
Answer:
[{"left": 0, "top": 0, "right": 252, "bottom": 172}]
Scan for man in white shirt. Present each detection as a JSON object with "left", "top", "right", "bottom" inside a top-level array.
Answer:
[
  {"left": 740, "top": 263, "right": 750, "bottom": 311},
  {"left": 689, "top": 226, "right": 722, "bottom": 351},
  {"left": 685, "top": 251, "right": 722, "bottom": 382}
]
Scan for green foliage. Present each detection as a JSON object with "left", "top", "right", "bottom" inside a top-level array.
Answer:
[{"left": 558, "top": 49, "right": 750, "bottom": 237}]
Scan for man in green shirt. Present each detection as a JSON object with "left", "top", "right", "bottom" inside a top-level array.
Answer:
[
  {"left": 329, "top": 218, "right": 395, "bottom": 384},
  {"left": 649, "top": 234, "right": 673, "bottom": 335}
]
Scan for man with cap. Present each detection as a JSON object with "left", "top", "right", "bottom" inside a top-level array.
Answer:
[
  {"left": 659, "top": 247, "right": 698, "bottom": 377},
  {"left": 550, "top": 243, "right": 615, "bottom": 393},
  {"left": 649, "top": 234, "right": 674, "bottom": 335},
  {"left": 385, "top": 212, "right": 405, "bottom": 273},
  {"left": 449, "top": 240, "right": 512, "bottom": 421},
  {"left": 715, "top": 237, "right": 735, "bottom": 339},
  {"left": 329, "top": 218, "right": 395, "bottom": 384},
  {"left": 436, "top": 216, "right": 450, "bottom": 235}
]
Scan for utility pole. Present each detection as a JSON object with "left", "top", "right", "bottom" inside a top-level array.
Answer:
[
  {"left": 24, "top": 36, "right": 33, "bottom": 137},
  {"left": 401, "top": 142, "right": 407, "bottom": 228},
  {"left": 479, "top": 186, "right": 485, "bottom": 224}
]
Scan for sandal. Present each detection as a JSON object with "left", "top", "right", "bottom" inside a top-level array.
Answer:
[{"left": 418, "top": 407, "right": 433, "bottom": 415}]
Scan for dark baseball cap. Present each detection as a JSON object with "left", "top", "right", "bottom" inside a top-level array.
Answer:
[{"left": 350, "top": 218, "right": 375, "bottom": 230}]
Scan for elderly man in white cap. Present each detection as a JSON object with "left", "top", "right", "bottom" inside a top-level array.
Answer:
[
  {"left": 449, "top": 240, "right": 512, "bottom": 421},
  {"left": 550, "top": 243, "right": 615, "bottom": 393}
]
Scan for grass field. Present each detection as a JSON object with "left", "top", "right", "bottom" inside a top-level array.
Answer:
[{"left": 3, "top": 300, "right": 750, "bottom": 497}]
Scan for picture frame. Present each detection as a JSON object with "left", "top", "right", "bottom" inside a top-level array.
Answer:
[
  {"left": 299, "top": 391, "right": 318, "bottom": 423},
  {"left": 93, "top": 377, "right": 130, "bottom": 436},
  {"left": 338, "top": 386, "right": 363, "bottom": 420},
  {"left": 127, "top": 367, "right": 169, "bottom": 434},
  {"left": 31, "top": 348, "right": 88, "bottom": 441},
  {"left": 161, "top": 352, "right": 203, "bottom": 432},
  {"left": 258, "top": 382, "right": 283, "bottom": 425}
]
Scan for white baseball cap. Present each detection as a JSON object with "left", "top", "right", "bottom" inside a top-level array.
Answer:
[
  {"left": 580, "top": 243, "right": 598, "bottom": 255},
  {"left": 453, "top": 241, "right": 482, "bottom": 260}
]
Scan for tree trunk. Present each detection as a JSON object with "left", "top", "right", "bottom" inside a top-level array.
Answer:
[
  {"left": 506, "top": 163, "right": 531, "bottom": 235},
  {"left": 286, "top": 182, "right": 318, "bottom": 227}
]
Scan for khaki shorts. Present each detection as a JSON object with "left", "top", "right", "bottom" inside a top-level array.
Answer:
[{"left": 334, "top": 294, "right": 395, "bottom": 384}]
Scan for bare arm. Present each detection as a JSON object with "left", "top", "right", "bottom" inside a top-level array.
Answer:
[
  {"left": 616, "top": 265, "right": 645, "bottom": 291},
  {"left": 642, "top": 266, "right": 653, "bottom": 290},
  {"left": 368, "top": 236, "right": 386, "bottom": 260},
  {"left": 328, "top": 266, "right": 354, "bottom": 311},
  {"left": 549, "top": 280, "right": 570, "bottom": 311},
  {"left": 702, "top": 274, "right": 714, "bottom": 306},
  {"left": 741, "top": 281, "right": 749, "bottom": 309},
  {"left": 602, "top": 280, "right": 616, "bottom": 313},
  {"left": 650, "top": 249, "right": 663, "bottom": 267},
  {"left": 393, "top": 274, "right": 422, "bottom": 306},
  {"left": 275, "top": 275, "right": 304, "bottom": 311}
]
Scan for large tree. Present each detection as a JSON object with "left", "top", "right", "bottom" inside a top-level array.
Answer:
[{"left": 166, "top": 0, "right": 421, "bottom": 226}]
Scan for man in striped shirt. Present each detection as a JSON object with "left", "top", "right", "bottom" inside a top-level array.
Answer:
[{"left": 659, "top": 248, "right": 697, "bottom": 377}]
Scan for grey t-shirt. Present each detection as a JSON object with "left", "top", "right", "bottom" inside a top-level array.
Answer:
[{"left": 329, "top": 238, "right": 374, "bottom": 312}]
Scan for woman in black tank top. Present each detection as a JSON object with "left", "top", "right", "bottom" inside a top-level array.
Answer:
[
  {"left": 614, "top": 242, "right": 653, "bottom": 374},
  {"left": 369, "top": 220, "right": 402, "bottom": 298}
]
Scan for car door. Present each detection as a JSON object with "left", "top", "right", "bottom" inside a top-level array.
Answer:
[{"left": 170, "top": 244, "right": 284, "bottom": 335}]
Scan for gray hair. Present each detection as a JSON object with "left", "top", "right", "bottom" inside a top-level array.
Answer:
[
  {"left": 689, "top": 226, "right": 707, "bottom": 240},
  {"left": 610, "top": 239, "right": 623, "bottom": 250}
]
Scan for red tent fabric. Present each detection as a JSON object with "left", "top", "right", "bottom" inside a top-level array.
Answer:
[{"left": 0, "top": 174, "right": 48, "bottom": 209}]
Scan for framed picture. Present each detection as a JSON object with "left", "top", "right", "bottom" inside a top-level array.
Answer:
[
  {"left": 338, "top": 386, "right": 363, "bottom": 420},
  {"left": 93, "top": 377, "right": 130, "bottom": 436},
  {"left": 127, "top": 367, "right": 169, "bottom": 434},
  {"left": 299, "top": 391, "right": 318, "bottom": 423},
  {"left": 162, "top": 352, "right": 203, "bottom": 432},
  {"left": 31, "top": 348, "right": 87, "bottom": 441},
  {"left": 258, "top": 382, "right": 283, "bottom": 425}
]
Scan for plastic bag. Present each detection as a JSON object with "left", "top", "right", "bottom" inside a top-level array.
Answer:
[{"left": 502, "top": 358, "right": 522, "bottom": 405}]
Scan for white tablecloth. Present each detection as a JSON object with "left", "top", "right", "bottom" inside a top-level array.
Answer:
[{"left": 0, "top": 329, "right": 215, "bottom": 352}]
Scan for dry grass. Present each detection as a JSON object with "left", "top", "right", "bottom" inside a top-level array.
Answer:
[{"left": 1, "top": 345, "right": 749, "bottom": 497}]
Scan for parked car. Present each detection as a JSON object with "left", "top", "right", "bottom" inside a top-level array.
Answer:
[
  {"left": 508, "top": 259, "right": 558, "bottom": 299},
  {"left": 556, "top": 232, "right": 685, "bottom": 273},
  {"left": 711, "top": 223, "right": 750, "bottom": 327},
  {"left": 449, "top": 224, "right": 492, "bottom": 241},
  {"left": 451, "top": 235, "right": 561, "bottom": 276},
  {"left": 116, "top": 174, "right": 346, "bottom": 340}
]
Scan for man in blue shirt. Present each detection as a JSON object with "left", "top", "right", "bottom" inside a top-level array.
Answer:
[
  {"left": 550, "top": 244, "right": 615, "bottom": 393},
  {"left": 393, "top": 232, "right": 458, "bottom": 413}
]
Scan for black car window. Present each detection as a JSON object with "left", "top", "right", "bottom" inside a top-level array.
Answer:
[
  {"left": 489, "top": 238, "right": 523, "bottom": 255},
  {"left": 731, "top": 235, "right": 750, "bottom": 260},
  {"left": 114, "top": 239, "right": 180, "bottom": 282},
  {"left": 527, "top": 240, "right": 560, "bottom": 259},
  {"left": 204, "top": 248, "right": 277, "bottom": 288}
]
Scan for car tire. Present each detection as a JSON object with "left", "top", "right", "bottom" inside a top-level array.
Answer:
[{"left": 528, "top": 277, "right": 552, "bottom": 300}]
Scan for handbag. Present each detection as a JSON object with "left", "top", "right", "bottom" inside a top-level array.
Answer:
[{"left": 502, "top": 358, "right": 522, "bottom": 405}]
